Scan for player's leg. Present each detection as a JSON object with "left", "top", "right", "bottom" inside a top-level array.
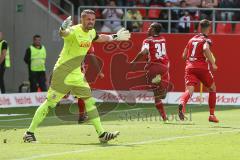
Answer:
[
  {"left": 153, "top": 71, "right": 171, "bottom": 121},
  {"left": 199, "top": 70, "right": 219, "bottom": 123},
  {"left": 23, "top": 87, "right": 67, "bottom": 143},
  {"left": 178, "top": 69, "right": 197, "bottom": 120},
  {"left": 72, "top": 81, "right": 119, "bottom": 143},
  {"left": 179, "top": 86, "right": 195, "bottom": 112},
  {"left": 77, "top": 98, "right": 87, "bottom": 123},
  {"left": 83, "top": 96, "right": 119, "bottom": 143},
  {"left": 153, "top": 87, "right": 168, "bottom": 121},
  {"left": 24, "top": 70, "right": 71, "bottom": 142},
  {"left": 146, "top": 63, "right": 168, "bottom": 121},
  {"left": 208, "top": 82, "right": 216, "bottom": 115},
  {"left": 82, "top": 96, "right": 104, "bottom": 135},
  {"left": 178, "top": 85, "right": 195, "bottom": 120},
  {"left": 208, "top": 82, "right": 218, "bottom": 122}
]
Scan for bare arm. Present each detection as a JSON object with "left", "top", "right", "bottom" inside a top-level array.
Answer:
[
  {"left": 91, "top": 54, "right": 103, "bottom": 74},
  {"left": 203, "top": 43, "right": 215, "bottom": 65},
  {"left": 203, "top": 42, "right": 217, "bottom": 70},
  {"left": 131, "top": 48, "right": 148, "bottom": 64},
  {"left": 95, "top": 28, "right": 131, "bottom": 42},
  {"left": 0, "top": 49, "right": 7, "bottom": 64},
  {"left": 94, "top": 34, "right": 113, "bottom": 43},
  {"left": 182, "top": 47, "right": 187, "bottom": 61},
  {"left": 92, "top": 55, "right": 104, "bottom": 78}
]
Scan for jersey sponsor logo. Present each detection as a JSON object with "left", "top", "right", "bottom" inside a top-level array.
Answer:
[
  {"left": 79, "top": 41, "right": 91, "bottom": 48},
  {"left": 191, "top": 37, "right": 205, "bottom": 42}
]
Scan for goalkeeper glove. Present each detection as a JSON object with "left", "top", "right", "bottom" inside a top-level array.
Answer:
[
  {"left": 61, "top": 16, "right": 72, "bottom": 30},
  {"left": 112, "top": 28, "right": 131, "bottom": 41}
]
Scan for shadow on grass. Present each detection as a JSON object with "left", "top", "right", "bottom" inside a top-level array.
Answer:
[
  {"left": 211, "top": 126, "right": 240, "bottom": 130},
  {"left": 44, "top": 141, "right": 135, "bottom": 147},
  {"left": 0, "top": 103, "right": 239, "bottom": 129},
  {"left": 163, "top": 122, "right": 195, "bottom": 125}
]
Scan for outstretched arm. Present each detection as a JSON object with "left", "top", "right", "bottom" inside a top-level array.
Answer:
[
  {"left": 59, "top": 16, "right": 72, "bottom": 37},
  {"left": 131, "top": 48, "right": 148, "bottom": 64},
  {"left": 91, "top": 55, "right": 104, "bottom": 78},
  {"left": 95, "top": 28, "right": 131, "bottom": 42},
  {"left": 130, "top": 49, "right": 148, "bottom": 69},
  {"left": 131, "top": 39, "right": 149, "bottom": 65}
]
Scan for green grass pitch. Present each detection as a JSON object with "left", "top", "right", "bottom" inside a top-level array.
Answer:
[{"left": 1, "top": 103, "right": 240, "bottom": 160}]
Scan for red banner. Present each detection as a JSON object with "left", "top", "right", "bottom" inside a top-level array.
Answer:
[{"left": 90, "top": 33, "right": 240, "bottom": 93}]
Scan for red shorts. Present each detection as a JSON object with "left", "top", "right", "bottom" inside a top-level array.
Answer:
[
  {"left": 185, "top": 68, "right": 214, "bottom": 88},
  {"left": 145, "top": 63, "right": 172, "bottom": 93}
]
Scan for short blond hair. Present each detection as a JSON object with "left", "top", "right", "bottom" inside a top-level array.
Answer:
[
  {"left": 81, "top": 9, "right": 96, "bottom": 18},
  {"left": 200, "top": 19, "right": 211, "bottom": 30}
]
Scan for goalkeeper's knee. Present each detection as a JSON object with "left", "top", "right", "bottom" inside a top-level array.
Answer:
[
  {"left": 45, "top": 99, "right": 58, "bottom": 109},
  {"left": 84, "top": 97, "right": 96, "bottom": 109}
]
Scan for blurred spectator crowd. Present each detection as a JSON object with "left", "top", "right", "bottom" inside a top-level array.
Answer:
[{"left": 59, "top": 0, "right": 240, "bottom": 33}]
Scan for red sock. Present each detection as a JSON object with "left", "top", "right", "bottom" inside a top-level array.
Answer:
[
  {"left": 155, "top": 100, "right": 166, "bottom": 118},
  {"left": 209, "top": 91, "right": 216, "bottom": 115},
  {"left": 180, "top": 90, "right": 191, "bottom": 113},
  {"left": 78, "top": 98, "right": 85, "bottom": 117}
]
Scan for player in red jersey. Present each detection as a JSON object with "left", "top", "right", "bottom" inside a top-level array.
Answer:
[
  {"left": 131, "top": 23, "right": 171, "bottom": 121},
  {"left": 178, "top": 19, "right": 219, "bottom": 123},
  {"left": 78, "top": 44, "right": 104, "bottom": 123}
]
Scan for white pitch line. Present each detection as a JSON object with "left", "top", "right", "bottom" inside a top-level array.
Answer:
[
  {"left": 0, "top": 114, "right": 29, "bottom": 117},
  {"left": 13, "top": 129, "right": 238, "bottom": 160}
]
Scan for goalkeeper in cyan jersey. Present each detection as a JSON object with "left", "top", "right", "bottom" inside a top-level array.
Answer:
[{"left": 23, "top": 9, "right": 131, "bottom": 143}]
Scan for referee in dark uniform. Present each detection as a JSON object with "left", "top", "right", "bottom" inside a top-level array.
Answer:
[{"left": 24, "top": 35, "right": 47, "bottom": 92}]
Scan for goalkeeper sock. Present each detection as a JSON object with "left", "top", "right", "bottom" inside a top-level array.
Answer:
[
  {"left": 78, "top": 98, "right": 85, "bottom": 117},
  {"left": 84, "top": 98, "right": 104, "bottom": 136},
  {"left": 179, "top": 90, "right": 191, "bottom": 113},
  {"left": 209, "top": 91, "right": 216, "bottom": 115},
  {"left": 28, "top": 100, "right": 56, "bottom": 133}
]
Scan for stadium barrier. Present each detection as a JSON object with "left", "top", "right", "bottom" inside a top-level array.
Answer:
[{"left": 0, "top": 91, "right": 239, "bottom": 108}]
